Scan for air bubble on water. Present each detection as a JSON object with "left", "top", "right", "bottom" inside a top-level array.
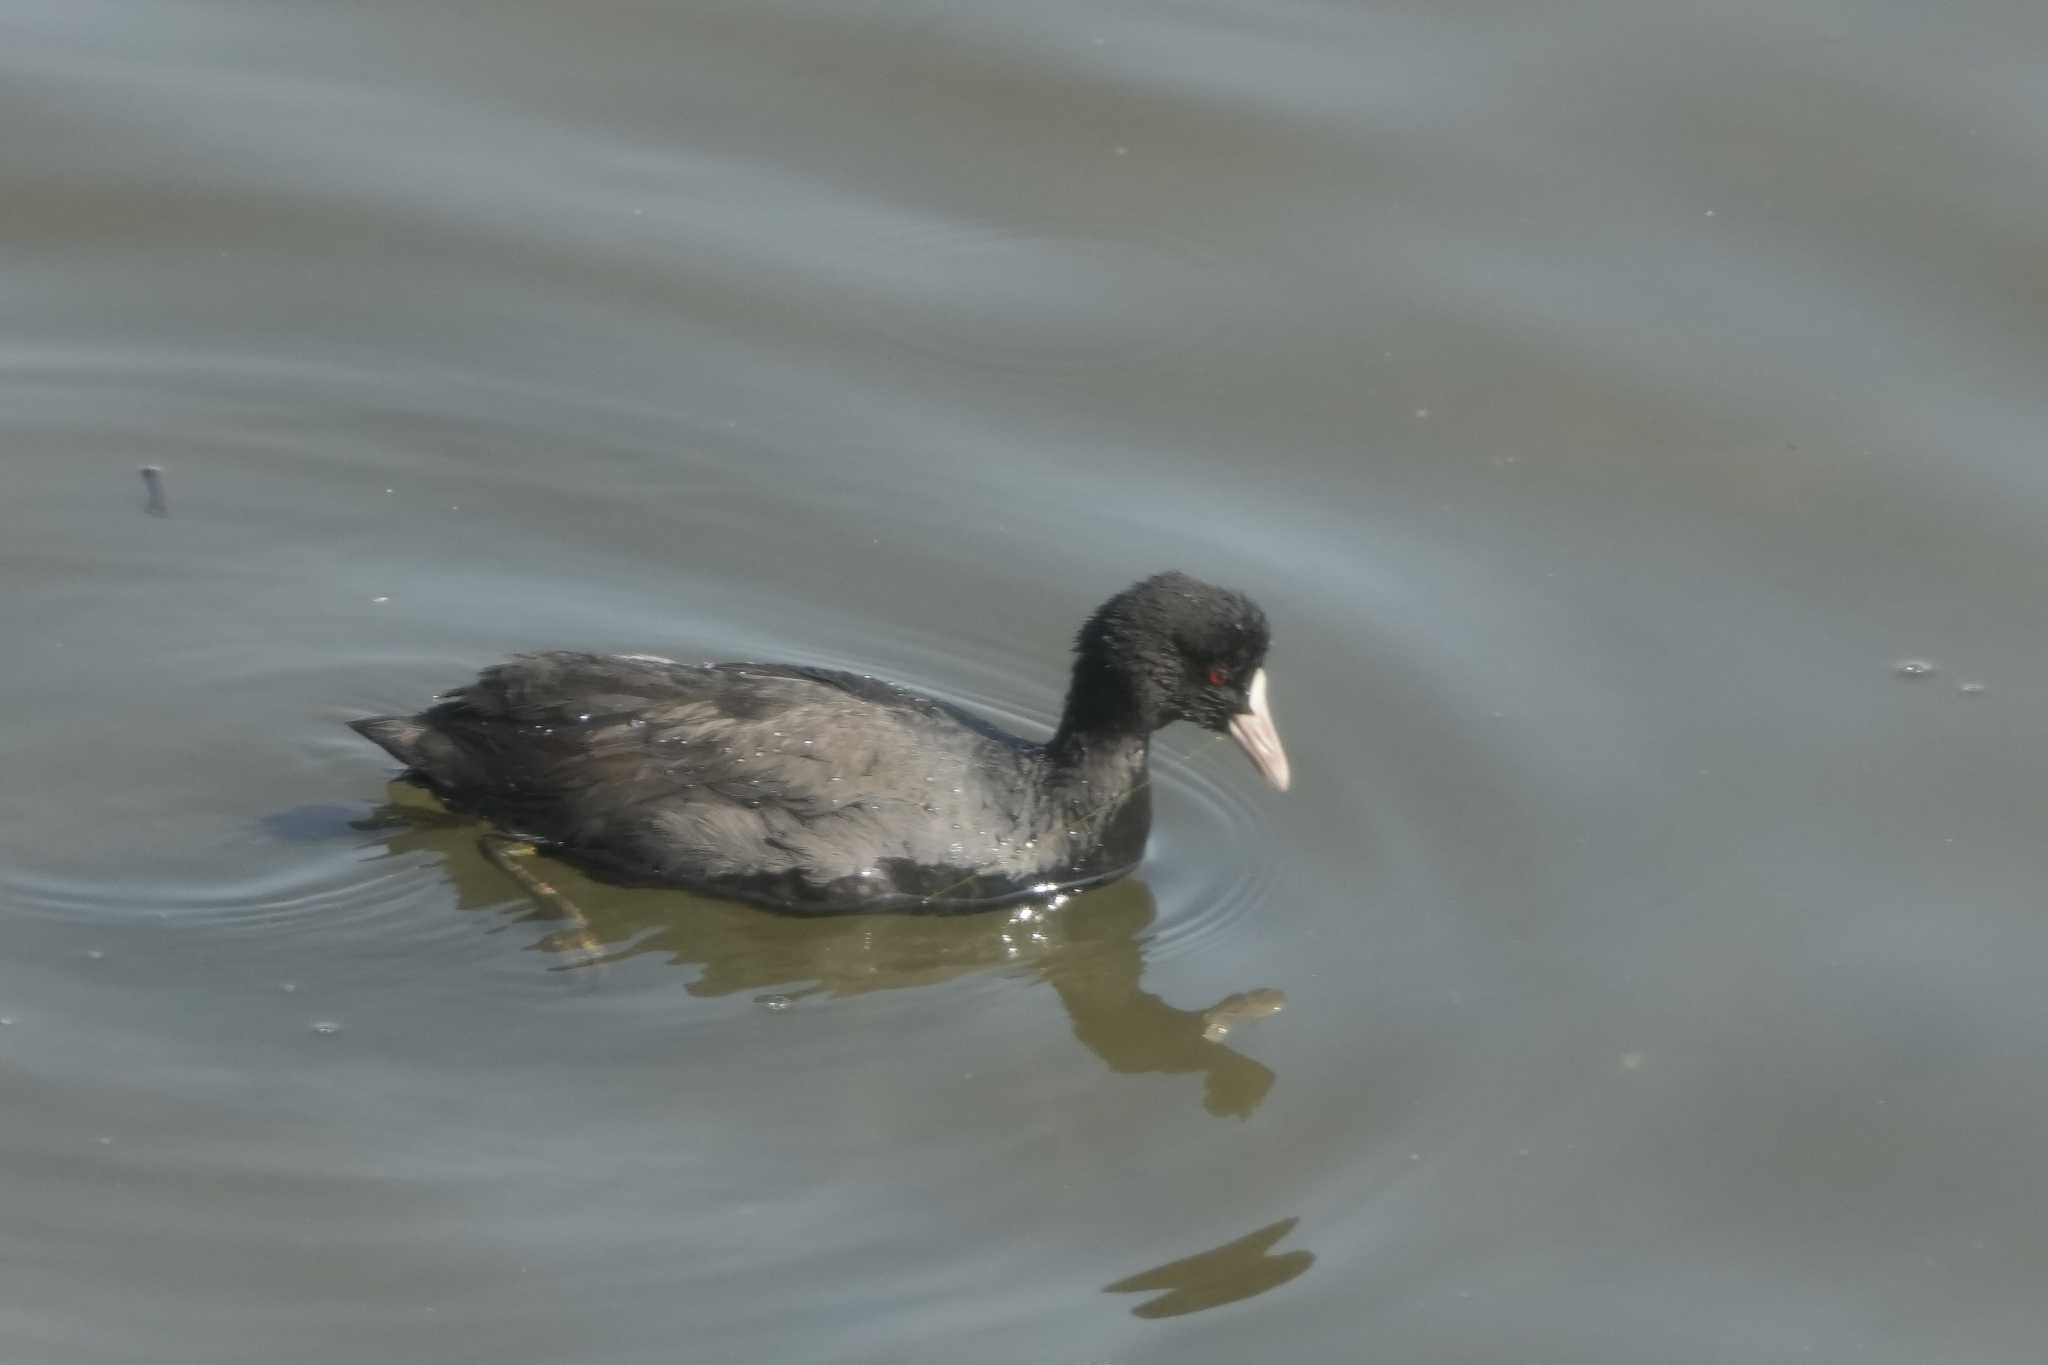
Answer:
[
  {"left": 309, "top": 1020, "right": 342, "bottom": 1036},
  {"left": 755, "top": 993, "right": 793, "bottom": 1012},
  {"left": 1892, "top": 659, "right": 1938, "bottom": 679},
  {"left": 85, "top": 950, "right": 104, "bottom": 962},
  {"left": 949, "top": 842, "right": 964, "bottom": 855},
  {"left": 577, "top": 713, "right": 592, "bottom": 722},
  {"left": 1957, "top": 681, "right": 1986, "bottom": 695},
  {"left": 0, "top": 1017, "right": 14, "bottom": 1027},
  {"left": 279, "top": 981, "right": 297, "bottom": 993}
]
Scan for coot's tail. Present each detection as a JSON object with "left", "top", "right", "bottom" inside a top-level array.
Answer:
[{"left": 348, "top": 715, "right": 428, "bottom": 769}]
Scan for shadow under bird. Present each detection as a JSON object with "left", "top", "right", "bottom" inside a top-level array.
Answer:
[{"left": 348, "top": 572, "right": 1289, "bottom": 913}]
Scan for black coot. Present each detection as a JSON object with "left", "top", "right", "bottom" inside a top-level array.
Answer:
[{"left": 349, "top": 572, "right": 1289, "bottom": 913}]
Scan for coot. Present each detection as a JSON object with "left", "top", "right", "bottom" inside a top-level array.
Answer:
[{"left": 349, "top": 572, "right": 1288, "bottom": 913}]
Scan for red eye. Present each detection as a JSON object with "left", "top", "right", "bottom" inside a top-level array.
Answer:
[{"left": 1207, "top": 666, "right": 1231, "bottom": 687}]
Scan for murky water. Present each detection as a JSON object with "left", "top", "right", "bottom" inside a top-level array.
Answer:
[{"left": 6, "top": 0, "right": 2048, "bottom": 1360}]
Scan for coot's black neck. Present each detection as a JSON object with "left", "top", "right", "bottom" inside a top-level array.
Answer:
[
  {"left": 1045, "top": 671, "right": 1155, "bottom": 875},
  {"left": 1047, "top": 657, "right": 1157, "bottom": 793}
]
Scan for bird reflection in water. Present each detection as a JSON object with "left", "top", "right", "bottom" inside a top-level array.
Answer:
[
  {"left": 1104, "top": 1216, "right": 1315, "bottom": 1318},
  {"left": 347, "top": 786, "right": 1286, "bottom": 1118}
]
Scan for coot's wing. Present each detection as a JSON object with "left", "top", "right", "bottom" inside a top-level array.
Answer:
[
  {"left": 414, "top": 653, "right": 912, "bottom": 803},
  {"left": 437, "top": 651, "right": 725, "bottom": 724},
  {"left": 440, "top": 654, "right": 957, "bottom": 730},
  {"left": 401, "top": 653, "right": 1021, "bottom": 892}
]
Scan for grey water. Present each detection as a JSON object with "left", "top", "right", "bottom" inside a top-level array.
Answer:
[{"left": 5, "top": 0, "right": 2048, "bottom": 1360}]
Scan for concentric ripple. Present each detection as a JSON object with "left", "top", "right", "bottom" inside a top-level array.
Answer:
[{"left": 816, "top": 214, "right": 1255, "bottom": 374}]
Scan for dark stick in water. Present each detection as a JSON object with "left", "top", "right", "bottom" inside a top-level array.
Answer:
[{"left": 139, "top": 465, "right": 167, "bottom": 516}]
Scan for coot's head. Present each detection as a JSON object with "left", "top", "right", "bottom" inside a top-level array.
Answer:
[{"left": 1062, "top": 572, "right": 1291, "bottom": 791}]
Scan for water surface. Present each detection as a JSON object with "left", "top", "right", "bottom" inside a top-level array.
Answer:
[{"left": 6, "top": 0, "right": 2048, "bottom": 1360}]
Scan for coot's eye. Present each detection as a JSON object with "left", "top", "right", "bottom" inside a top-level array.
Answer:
[{"left": 1207, "top": 666, "right": 1231, "bottom": 687}]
